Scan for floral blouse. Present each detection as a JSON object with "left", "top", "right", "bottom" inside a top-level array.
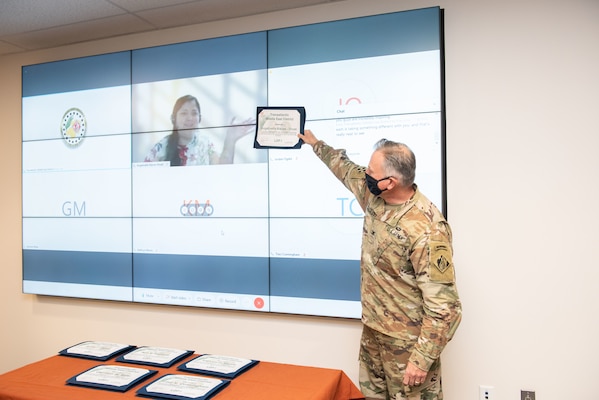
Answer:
[{"left": 145, "top": 133, "right": 215, "bottom": 166}]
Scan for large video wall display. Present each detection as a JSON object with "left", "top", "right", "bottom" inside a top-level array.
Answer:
[{"left": 22, "top": 7, "right": 446, "bottom": 318}]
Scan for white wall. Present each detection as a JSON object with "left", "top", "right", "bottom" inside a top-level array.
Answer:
[{"left": 1, "top": 1, "right": 598, "bottom": 399}]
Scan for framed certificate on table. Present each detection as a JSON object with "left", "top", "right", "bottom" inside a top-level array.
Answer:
[
  {"left": 66, "top": 364, "right": 158, "bottom": 392},
  {"left": 254, "top": 106, "right": 306, "bottom": 149},
  {"left": 137, "top": 374, "right": 230, "bottom": 400},
  {"left": 59, "top": 341, "right": 136, "bottom": 361},
  {"left": 116, "top": 346, "right": 194, "bottom": 368},
  {"left": 178, "top": 354, "right": 259, "bottom": 379}
]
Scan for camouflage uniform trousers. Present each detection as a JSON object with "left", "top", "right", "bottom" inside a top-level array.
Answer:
[{"left": 359, "top": 325, "right": 443, "bottom": 400}]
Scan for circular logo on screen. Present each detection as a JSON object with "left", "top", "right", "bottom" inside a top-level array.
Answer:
[{"left": 60, "top": 108, "right": 87, "bottom": 146}]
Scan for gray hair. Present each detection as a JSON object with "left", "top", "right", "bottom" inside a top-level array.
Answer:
[{"left": 373, "top": 139, "right": 416, "bottom": 186}]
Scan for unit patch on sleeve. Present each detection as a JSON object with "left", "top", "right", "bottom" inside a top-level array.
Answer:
[{"left": 429, "top": 241, "right": 455, "bottom": 283}]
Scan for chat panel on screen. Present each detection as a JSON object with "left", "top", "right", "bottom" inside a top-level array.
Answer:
[{"left": 264, "top": 7, "right": 444, "bottom": 319}]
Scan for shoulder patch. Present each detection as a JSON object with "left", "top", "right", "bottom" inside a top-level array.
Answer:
[{"left": 429, "top": 241, "right": 455, "bottom": 282}]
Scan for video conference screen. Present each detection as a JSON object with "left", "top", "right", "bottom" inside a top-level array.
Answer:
[{"left": 22, "top": 7, "right": 445, "bottom": 318}]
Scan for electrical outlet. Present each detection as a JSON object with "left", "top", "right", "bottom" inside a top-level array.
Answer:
[
  {"left": 479, "top": 385, "right": 494, "bottom": 400},
  {"left": 521, "top": 390, "right": 536, "bottom": 400}
]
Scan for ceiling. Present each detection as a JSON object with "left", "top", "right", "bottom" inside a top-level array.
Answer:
[{"left": 0, "top": 0, "right": 341, "bottom": 57}]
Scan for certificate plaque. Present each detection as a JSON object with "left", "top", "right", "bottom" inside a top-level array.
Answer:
[
  {"left": 254, "top": 106, "right": 306, "bottom": 149},
  {"left": 137, "top": 374, "right": 230, "bottom": 400},
  {"left": 178, "top": 354, "right": 259, "bottom": 379},
  {"left": 59, "top": 341, "right": 135, "bottom": 361},
  {"left": 67, "top": 364, "right": 158, "bottom": 392},
  {"left": 116, "top": 346, "right": 194, "bottom": 368}
]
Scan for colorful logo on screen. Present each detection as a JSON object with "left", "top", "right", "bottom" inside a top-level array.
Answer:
[{"left": 60, "top": 108, "right": 87, "bottom": 146}]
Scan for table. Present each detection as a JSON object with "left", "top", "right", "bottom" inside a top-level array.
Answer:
[{"left": 0, "top": 354, "right": 364, "bottom": 400}]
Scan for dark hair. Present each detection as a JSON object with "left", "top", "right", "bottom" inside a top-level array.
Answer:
[
  {"left": 166, "top": 95, "right": 201, "bottom": 166},
  {"left": 373, "top": 139, "right": 416, "bottom": 186}
]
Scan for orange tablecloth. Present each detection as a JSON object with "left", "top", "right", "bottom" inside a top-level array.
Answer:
[{"left": 0, "top": 355, "right": 364, "bottom": 400}]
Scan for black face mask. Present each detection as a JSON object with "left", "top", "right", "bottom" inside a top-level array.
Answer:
[{"left": 365, "top": 173, "right": 391, "bottom": 196}]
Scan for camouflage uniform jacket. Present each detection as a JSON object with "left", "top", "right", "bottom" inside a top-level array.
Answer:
[{"left": 313, "top": 141, "right": 462, "bottom": 371}]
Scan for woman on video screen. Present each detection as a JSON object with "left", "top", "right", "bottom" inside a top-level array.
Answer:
[{"left": 144, "top": 94, "right": 252, "bottom": 166}]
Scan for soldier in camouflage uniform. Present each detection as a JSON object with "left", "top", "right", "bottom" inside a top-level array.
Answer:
[{"left": 298, "top": 130, "right": 462, "bottom": 400}]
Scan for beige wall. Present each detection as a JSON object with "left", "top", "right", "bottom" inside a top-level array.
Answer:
[{"left": 1, "top": 1, "right": 598, "bottom": 399}]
